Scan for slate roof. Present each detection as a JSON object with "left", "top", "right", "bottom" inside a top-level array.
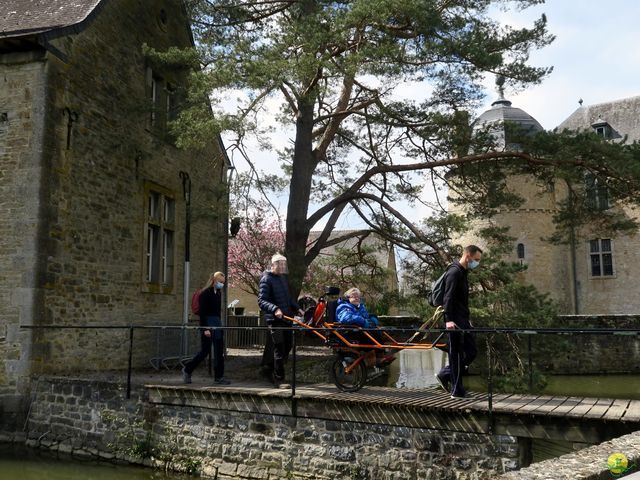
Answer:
[
  {"left": 556, "top": 96, "right": 640, "bottom": 143},
  {"left": 0, "top": 0, "right": 103, "bottom": 39}
]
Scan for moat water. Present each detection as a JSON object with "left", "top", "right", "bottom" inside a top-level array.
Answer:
[
  {"left": 0, "top": 444, "right": 191, "bottom": 480},
  {"left": 387, "top": 348, "right": 640, "bottom": 400}
]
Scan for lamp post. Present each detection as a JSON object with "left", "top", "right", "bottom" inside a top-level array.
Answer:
[
  {"left": 223, "top": 165, "right": 235, "bottom": 332},
  {"left": 179, "top": 171, "right": 191, "bottom": 357}
]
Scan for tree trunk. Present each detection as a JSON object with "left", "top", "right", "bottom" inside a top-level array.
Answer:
[{"left": 285, "top": 97, "right": 315, "bottom": 299}]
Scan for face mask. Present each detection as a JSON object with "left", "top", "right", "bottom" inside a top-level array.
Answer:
[
  {"left": 215, "top": 282, "right": 224, "bottom": 289},
  {"left": 468, "top": 260, "right": 480, "bottom": 270}
]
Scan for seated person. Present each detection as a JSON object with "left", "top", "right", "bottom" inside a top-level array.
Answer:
[
  {"left": 335, "top": 288, "right": 393, "bottom": 365},
  {"left": 335, "top": 287, "right": 378, "bottom": 329}
]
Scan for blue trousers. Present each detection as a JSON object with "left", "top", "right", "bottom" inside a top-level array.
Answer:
[{"left": 184, "top": 316, "right": 224, "bottom": 380}]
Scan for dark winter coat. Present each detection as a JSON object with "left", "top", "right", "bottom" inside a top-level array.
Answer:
[
  {"left": 199, "top": 287, "right": 222, "bottom": 325},
  {"left": 442, "top": 260, "right": 470, "bottom": 328},
  {"left": 258, "top": 271, "right": 299, "bottom": 318}
]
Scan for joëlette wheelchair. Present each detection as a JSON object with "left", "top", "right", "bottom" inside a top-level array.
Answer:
[{"left": 284, "top": 287, "right": 447, "bottom": 392}]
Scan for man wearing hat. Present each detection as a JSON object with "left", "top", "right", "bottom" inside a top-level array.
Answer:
[{"left": 258, "top": 253, "right": 303, "bottom": 387}]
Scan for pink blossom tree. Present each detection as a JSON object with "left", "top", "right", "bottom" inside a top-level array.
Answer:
[{"left": 228, "top": 212, "right": 285, "bottom": 296}]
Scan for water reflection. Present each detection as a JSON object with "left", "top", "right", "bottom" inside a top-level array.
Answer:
[
  {"left": 386, "top": 349, "right": 640, "bottom": 399},
  {"left": 387, "top": 348, "right": 448, "bottom": 388},
  {"left": 0, "top": 444, "right": 191, "bottom": 480}
]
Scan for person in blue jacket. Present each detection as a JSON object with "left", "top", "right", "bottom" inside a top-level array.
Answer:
[
  {"left": 336, "top": 287, "right": 378, "bottom": 328},
  {"left": 336, "top": 288, "right": 393, "bottom": 366}
]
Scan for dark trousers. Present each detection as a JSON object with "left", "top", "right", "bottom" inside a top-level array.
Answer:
[
  {"left": 438, "top": 329, "right": 477, "bottom": 395},
  {"left": 261, "top": 318, "right": 292, "bottom": 380},
  {"left": 184, "top": 316, "right": 224, "bottom": 380}
]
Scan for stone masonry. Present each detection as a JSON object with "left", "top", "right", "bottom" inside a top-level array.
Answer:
[
  {"left": 0, "top": 0, "right": 228, "bottom": 432},
  {"left": 20, "top": 377, "right": 522, "bottom": 480}
]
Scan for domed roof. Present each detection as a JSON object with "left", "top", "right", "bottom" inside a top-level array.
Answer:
[
  {"left": 473, "top": 78, "right": 544, "bottom": 148},
  {"left": 475, "top": 97, "right": 544, "bottom": 132}
]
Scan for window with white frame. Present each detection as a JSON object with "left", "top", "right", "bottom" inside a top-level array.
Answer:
[
  {"left": 145, "top": 187, "right": 175, "bottom": 290},
  {"left": 589, "top": 238, "right": 613, "bottom": 277}
]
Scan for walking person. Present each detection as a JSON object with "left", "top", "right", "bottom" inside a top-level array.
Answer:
[
  {"left": 258, "top": 254, "right": 303, "bottom": 387},
  {"left": 435, "top": 245, "right": 482, "bottom": 399},
  {"left": 182, "top": 272, "right": 230, "bottom": 385}
]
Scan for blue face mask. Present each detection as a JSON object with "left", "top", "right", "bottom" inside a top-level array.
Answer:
[
  {"left": 215, "top": 281, "right": 224, "bottom": 289},
  {"left": 468, "top": 260, "right": 480, "bottom": 270}
]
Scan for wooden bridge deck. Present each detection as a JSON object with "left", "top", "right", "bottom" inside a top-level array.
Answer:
[
  {"left": 289, "top": 384, "right": 640, "bottom": 423},
  {"left": 146, "top": 381, "right": 640, "bottom": 443}
]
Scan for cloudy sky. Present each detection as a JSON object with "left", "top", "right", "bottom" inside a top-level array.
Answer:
[
  {"left": 492, "top": 0, "right": 640, "bottom": 129},
  {"left": 226, "top": 0, "right": 640, "bottom": 228}
]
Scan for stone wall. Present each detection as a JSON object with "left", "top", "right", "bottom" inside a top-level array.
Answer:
[
  {"left": 0, "top": 0, "right": 227, "bottom": 432},
  {"left": 19, "top": 377, "right": 522, "bottom": 480},
  {"left": 498, "top": 430, "right": 640, "bottom": 480},
  {"left": 0, "top": 50, "right": 50, "bottom": 432}
]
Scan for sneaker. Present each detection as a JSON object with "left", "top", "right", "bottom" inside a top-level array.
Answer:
[
  {"left": 434, "top": 373, "right": 448, "bottom": 392},
  {"left": 181, "top": 368, "right": 192, "bottom": 384},
  {"left": 214, "top": 377, "right": 231, "bottom": 385},
  {"left": 451, "top": 391, "right": 466, "bottom": 399},
  {"left": 272, "top": 374, "right": 288, "bottom": 389}
]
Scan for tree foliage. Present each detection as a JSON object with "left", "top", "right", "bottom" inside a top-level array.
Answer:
[
  {"left": 169, "top": 0, "right": 640, "bottom": 302},
  {"left": 227, "top": 209, "right": 285, "bottom": 296}
]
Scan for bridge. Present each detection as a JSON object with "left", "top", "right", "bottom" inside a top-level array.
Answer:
[{"left": 146, "top": 381, "right": 640, "bottom": 445}]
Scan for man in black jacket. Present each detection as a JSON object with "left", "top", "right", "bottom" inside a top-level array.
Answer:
[
  {"left": 258, "top": 254, "right": 303, "bottom": 387},
  {"left": 436, "top": 245, "right": 482, "bottom": 399}
]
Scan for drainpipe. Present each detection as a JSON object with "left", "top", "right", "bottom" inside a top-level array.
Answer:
[
  {"left": 180, "top": 171, "right": 192, "bottom": 357},
  {"left": 568, "top": 186, "right": 579, "bottom": 314}
]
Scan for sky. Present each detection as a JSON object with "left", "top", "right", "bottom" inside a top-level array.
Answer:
[
  {"left": 491, "top": 0, "right": 640, "bottom": 129},
  {"left": 225, "top": 0, "right": 640, "bottom": 230}
]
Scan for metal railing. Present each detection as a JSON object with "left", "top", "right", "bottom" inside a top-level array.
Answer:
[{"left": 19, "top": 323, "right": 640, "bottom": 429}]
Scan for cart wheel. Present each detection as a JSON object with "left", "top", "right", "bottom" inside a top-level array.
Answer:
[{"left": 330, "top": 355, "right": 367, "bottom": 392}]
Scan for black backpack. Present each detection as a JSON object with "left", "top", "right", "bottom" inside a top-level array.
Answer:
[{"left": 427, "top": 265, "right": 453, "bottom": 307}]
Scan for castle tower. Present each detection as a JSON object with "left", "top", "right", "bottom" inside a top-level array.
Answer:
[{"left": 450, "top": 78, "right": 574, "bottom": 312}]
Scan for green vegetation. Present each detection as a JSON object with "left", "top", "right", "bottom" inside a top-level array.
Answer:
[{"left": 102, "top": 408, "right": 202, "bottom": 476}]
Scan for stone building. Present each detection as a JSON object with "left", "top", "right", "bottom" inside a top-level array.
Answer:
[
  {"left": 453, "top": 89, "right": 640, "bottom": 315},
  {"left": 0, "top": 0, "right": 229, "bottom": 430}
]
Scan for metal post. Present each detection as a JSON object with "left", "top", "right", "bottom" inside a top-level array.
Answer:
[
  {"left": 291, "top": 328, "right": 297, "bottom": 417},
  {"left": 180, "top": 171, "right": 191, "bottom": 358},
  {"left": 528, "top": 334, "right": 533, "bottom": 392},
  {"left": 486, "top": 334, "right": 493, "bottom": 434},
  {"left": 126, "top": 326, "right": 134, "bottom": 399}
]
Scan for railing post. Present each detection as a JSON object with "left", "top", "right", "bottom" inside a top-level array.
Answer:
[
  {"left": 528, "top": 334, "right": 533, "bottom": 392},
  {"left": 486, "top": 333, "right": 493, "bottom": 434},
  {"left": 291, "top": 327, "right": 297, "bottom": 417},
  {"left": 126, "top": 326, "right": 134, "bottom": 399}
]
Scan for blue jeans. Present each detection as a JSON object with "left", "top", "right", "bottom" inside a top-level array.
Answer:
[{"left": 184, "top": 316, "right": 225, "bottom": 380}]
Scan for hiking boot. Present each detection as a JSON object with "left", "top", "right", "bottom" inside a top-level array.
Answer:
[
  {"left": 213, "top": 377, "right": 231, "bottom": 385},
  {"left": 181, "top": 368, "right": 192, "bottom": 384}
]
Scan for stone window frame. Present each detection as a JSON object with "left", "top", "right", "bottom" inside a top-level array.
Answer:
[
  {"left": 145, "top": 67, "right": 179, "bottom": 137},
  {"left": 588, "top": 238, "right": 615, "bottom": 278},
  {"left": 516, "top": 243, "right": 525, "bottom": 264},
  {"left": 585, "top": 173, "right": 610, "bottom": 211},
  {"left": 142, "top": 181, "right": 176, "bottom": 294}
]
